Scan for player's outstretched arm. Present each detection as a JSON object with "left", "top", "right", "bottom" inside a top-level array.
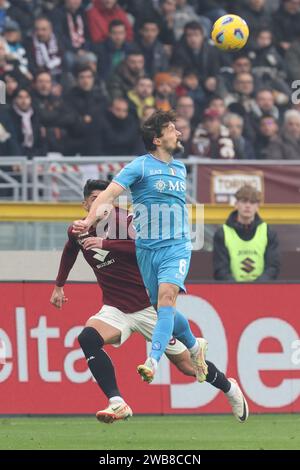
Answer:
[
  {"left": 72, "top": 182, "right": 124, "bottom": 234},
  {"left": 50, "top": 228, "right": 80, "bottom": 309}
]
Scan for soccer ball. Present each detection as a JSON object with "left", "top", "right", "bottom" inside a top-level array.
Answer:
[{"left": 211, "top": 14, "right": 249, "bottom": 51}]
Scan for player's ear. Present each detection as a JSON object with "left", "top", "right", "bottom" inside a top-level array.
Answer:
[
  {"left": 153, "top": 136, "right": 161, "bottom": 147},
  {"left": 82, "top": 200, "right": 88, "bottom": 212}
]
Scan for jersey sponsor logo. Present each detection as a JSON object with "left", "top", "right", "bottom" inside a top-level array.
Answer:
[
  {"left": 154, "top": 179, "right": 186, "bottom": 193},
  {"left": 241, "top": 257, "right": 255, "bottom": 273},
  {"left": 96, "top": 258, "right": 116, "bottom": 270},
  {"left": 90, "top": 248, "right": 110, "bottom": 263}
]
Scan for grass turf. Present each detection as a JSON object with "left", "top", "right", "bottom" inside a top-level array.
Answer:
[{"left": 0, "top": 415, "right": 299, "bottom": 450}]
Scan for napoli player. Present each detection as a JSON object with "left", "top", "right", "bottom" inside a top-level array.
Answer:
[
  {"left": 72, "top": 111, "right": 208, "bottom": 384},
  {"left": 58, "top": 179, "right": 249, "bottom": 423}
]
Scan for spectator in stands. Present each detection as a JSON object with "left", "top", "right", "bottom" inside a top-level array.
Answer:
[
  {"left": 0, "top": 111, "right": 21, "bottom": 156},
  {"left": 127, "top": 76, "right": 155, "bottom": 120},
  {"left": 255, "top": 115, "right": 285, "bottom": 159},
  {"left": 0, "top": 0, "right": 35, "bottom": 35},
  {"left": 208, "top": 96, "right": 227, "bottom": 119},
  {"left": 171, "top": 21, "right": 220, "bottom": 94},
  {"left": 195, "top": 0, "right": 227, "bottom": 23},
  {"left": 65, "top": 65, "right": 107, "bottom": 154},
  {"left": 272, "top": 0, "right": 300, "bottom": 52},
  {"left": 219, "top": 52, "right": 289, "bottom": 105},
  {"left": 32, "top": 71, "right": 75, "bottom": 155},
  {"left": 174, "top": 116, "right": 193, "bottom": 158},
  {"left": 26, "top": 16, "right": 63, "bottom": 81},
  {"left": 249, "top": 28, "right": 287, "bottom": 79},
  {"left": 179, "top": 69, "right": 206, "bottom": 114},
  {"left": 141, "top": 104, "right": 156, "bottom": 123},
  {"left": 249, "top": 88, "right": 281, "bottom": 135},
  {"left": 96, "top": 19, "right": 132, "bottom": 81},
  {"left": 51, "top": 0, "right": 90, "bottom": 69},
  {"left": 172, "top": 0, "right": 211, "bottom": 40},
  {"left": 0, "top": 37, "right": 26, "bottom": 83},
  {"left": 108, "top": 47, "right": 145, "bottom": 99},
  {"left": 225, "top": 72, "right": 256, "bottom": 114},
  {"left": 286, "top": 33, "right": 300, "bottom": 81},
  {"left": 192, "top": 108, "right": 238, "bottom": 159},
  {"left": 100, "top": 97, "right": 143, "bottom": 155},
  {"left": 2, "top": 71, "right": 21, "bottom": 104},
  {"left": 223, "top": 112, "right": 255, "bottom": 159},
  {"left": 237, "top": 0, "right": 271, "bottom": 44},
  {"left": 175, "top": 94, "right": 198, "bottom": 129},
  {"left": 279, "top": 109, "right": 300, "bottom": 159},
  {"left": 154, "top": 72, "right": 175, "bottom": 111},
  {"left": 219, "top": 54, "right": 253, "bottom": 96},
  {"left": 9, "top": 87, "right": 44, "bottom": 157},
  {"left": 136, "top": 18, "right": 169, "bottom": 77},
  {"left": 3, "top": 20, "right": 32, "bottom": 80},
  {"left": 86, "top": 0, "right": 133, "bottom": 44},
  {"left": 213, "top": 184, "right": 280, "bottom": 282},
  {"left": 156, "top": 0, "right": 176, "bottom": 46}
]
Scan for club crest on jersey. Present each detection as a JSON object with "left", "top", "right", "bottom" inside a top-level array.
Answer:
[
  {"left": 154, "top": 179, "right": 167, "bottom": 192},
  {"left": 169, "top": 167, "right": 176, "bottom": 176}
]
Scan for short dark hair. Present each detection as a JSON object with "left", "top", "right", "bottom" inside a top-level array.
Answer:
[
  {"left": 109, "top": 19, "right": 126, "bottom": 31},
  {"left": 140, "top": 18, "right": 160, "bottom": 29},
  {"left": 141, "top": 110, "right": 177, "bottom": 151},
  {"left": 35, "top": 70, "right": 52, "bottom": 81},
  {"left": 184, "top": 21, "right": 204, "bottom": 35},
  {"left": 83, "top": 179, "right": 109, "bottom": 199},
  {"left": 75, "top": 65, "right": 94, "bottom": 78}
]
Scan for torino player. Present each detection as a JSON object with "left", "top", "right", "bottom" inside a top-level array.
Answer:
[{"left": 51, "top": 180, "right": 249, "bottom": 423}]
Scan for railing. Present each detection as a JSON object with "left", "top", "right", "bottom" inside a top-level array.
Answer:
[
  {"left": 0, "top": 155, "right": 200, "bottom": 203},
  {"left": 1, "top": 156, "right": 300, "bottom": 203},
  {"left": 0, "top": 158, "right": 28, "bottom": 201}
]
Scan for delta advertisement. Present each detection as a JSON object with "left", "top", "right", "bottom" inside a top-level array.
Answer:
[{"left": 0, "top": 282, "right": 299, "bottom": 414}]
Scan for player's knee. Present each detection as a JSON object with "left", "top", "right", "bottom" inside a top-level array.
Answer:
[{"left": 78, "top": 326, "right": 104, "bottom": 352}]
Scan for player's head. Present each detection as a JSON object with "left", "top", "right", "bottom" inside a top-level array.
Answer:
[
  {"left": 141, "top": 109, "right": 182, "bottom": 154},
  {"left": 83, "top": 179, "right": 109, "bottom": 211},
  {"left": 235, "top": 185, "right": 261, "bottom": 221}
]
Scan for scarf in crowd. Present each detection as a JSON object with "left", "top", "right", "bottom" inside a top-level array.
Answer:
[
  {"left": 33, "top": 33, "right": 61, "bottom": 71},
  {"left": 13, "top": 104, "right": 34, "bottom": 148},
  {"left": 67, "top": 12, "right": 85, "bottom": 49}
]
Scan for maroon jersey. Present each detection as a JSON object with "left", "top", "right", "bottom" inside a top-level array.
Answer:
[{"left": 56, "top": 207, "right": 151, "bottom": 313}]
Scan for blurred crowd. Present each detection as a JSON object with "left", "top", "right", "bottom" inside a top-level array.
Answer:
[{"left": 0, "top": 0, "right": 300, "bottom": 160}]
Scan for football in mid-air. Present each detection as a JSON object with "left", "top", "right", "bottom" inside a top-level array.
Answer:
[{"left": 211, "top": 14, "right": 249, "bottom": 51}]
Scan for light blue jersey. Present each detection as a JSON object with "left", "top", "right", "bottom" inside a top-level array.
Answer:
[{"left": 113, "top": 153, "right": 191, "bottom": 250}]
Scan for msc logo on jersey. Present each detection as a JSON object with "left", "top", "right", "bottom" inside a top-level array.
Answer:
[{"left": 154, "top": 179, "right": 186, "bottom": 193}]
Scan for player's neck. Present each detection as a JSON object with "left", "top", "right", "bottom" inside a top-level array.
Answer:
[{"left": 151, "top": 149, "right": 173, "bottom": 163}]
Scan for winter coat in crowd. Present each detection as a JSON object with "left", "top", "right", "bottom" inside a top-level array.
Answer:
[{"left": 86, "top": 0, "right": 133, "bottom": 44}]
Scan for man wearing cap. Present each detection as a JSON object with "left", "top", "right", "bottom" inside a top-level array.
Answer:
[{"left": 213, "top": 185, "right": 280, "bottom": 282}]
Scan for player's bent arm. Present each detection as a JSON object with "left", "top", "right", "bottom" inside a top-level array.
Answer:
[{"left": 84, "top": 182, "right": 125, "bottom": 227}]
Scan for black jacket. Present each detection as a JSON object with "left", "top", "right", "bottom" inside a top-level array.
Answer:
[
  {"left": 213, "top": 210, "right": 280, "bottom": 281},
  {"left": 100, "top": 110, "right": 143, "bottom": 156},
  {"left": 9, "top": 106, "right": 45, "bottom": 158},
  {"left": 171, "top": 39, "right": 220, "bottom": 85},
  {"left": 32, "top": 92, "right": 76, "bottom": 155},
  {"left": 272, "top": 6, "right": 300, "bottom": 45}
]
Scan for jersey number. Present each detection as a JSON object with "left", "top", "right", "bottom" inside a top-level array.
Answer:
[{"left": 179, "top": 259, "right": 187, "bottom": 276}]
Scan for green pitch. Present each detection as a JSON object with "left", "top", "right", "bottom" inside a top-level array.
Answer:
[{"left": 0, "top": 415, "right": 299, "bottom": 450}]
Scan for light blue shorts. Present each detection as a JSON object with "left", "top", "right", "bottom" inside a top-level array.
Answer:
[{"left": 136, "top": 243, "right": 192, "bottom": 306}]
